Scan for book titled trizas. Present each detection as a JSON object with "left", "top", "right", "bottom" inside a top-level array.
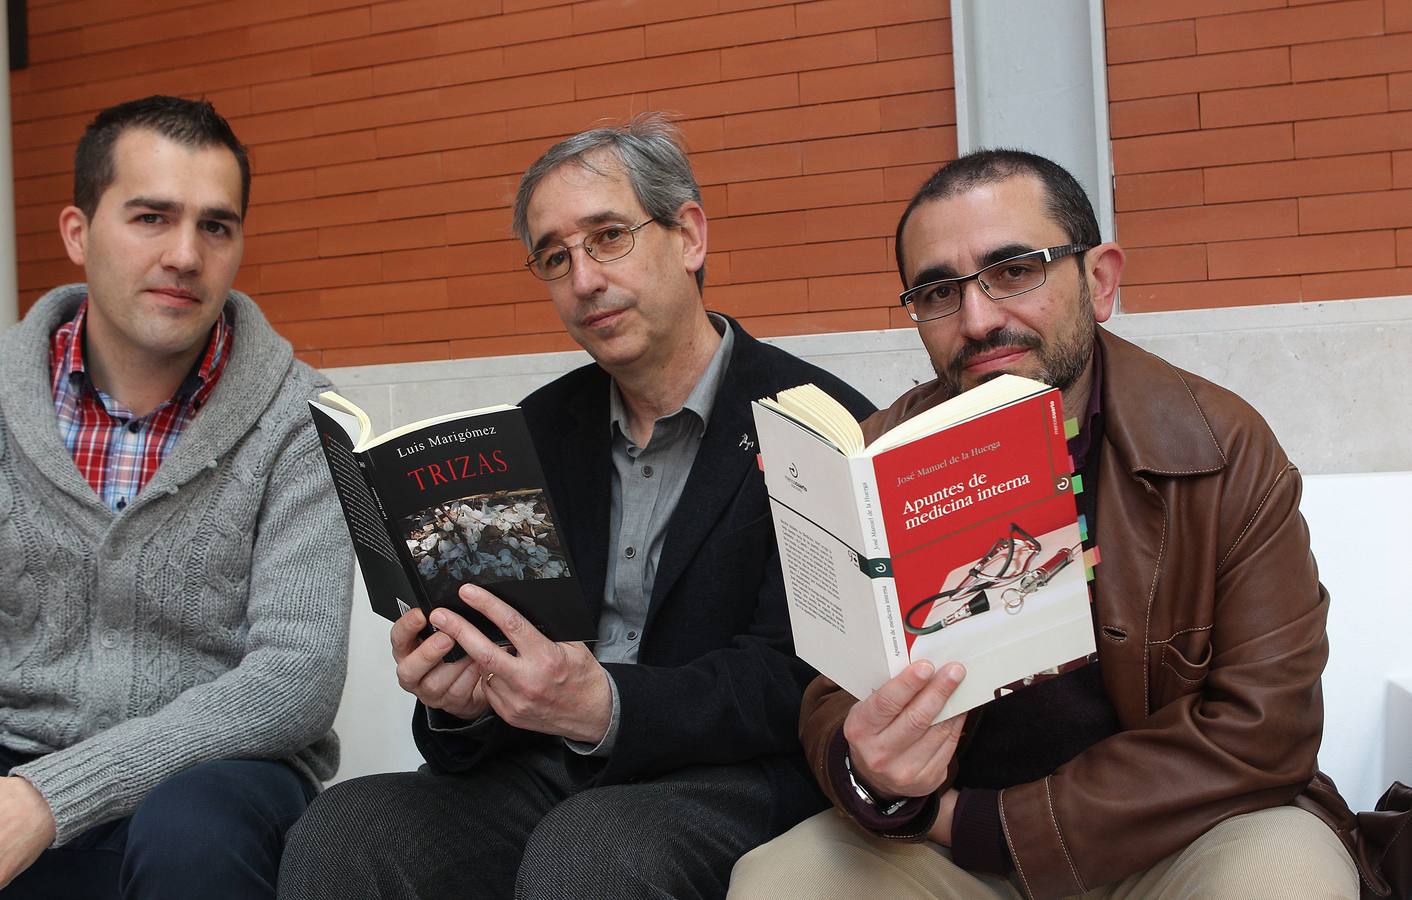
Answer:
[
  {"left": 309, "top": 392, "right": 594, "bottom": 646},
  {"left": 751, "top": 374, "right": 1095, "bottom": 720}
]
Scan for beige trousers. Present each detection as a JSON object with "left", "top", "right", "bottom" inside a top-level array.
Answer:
[{"left": 729, "top": 805, "right": 1358, "bottom": 899}]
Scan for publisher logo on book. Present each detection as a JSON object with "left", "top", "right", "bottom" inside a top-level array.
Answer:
[{"left": 785, "top": 461, "right": 808, "bottom": 493}]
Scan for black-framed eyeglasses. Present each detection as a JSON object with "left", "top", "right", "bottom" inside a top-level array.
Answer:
[
  {"left": 899, "top": 244, "right": 1090, "bottom": 323},
  {"left": 524, "top": 218, "right": 658, "bottom": 281}
]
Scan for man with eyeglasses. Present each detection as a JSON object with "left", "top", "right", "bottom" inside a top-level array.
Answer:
[
  {"left": 728, "top": 149, "right": 1363, "bottom": 898},
  {"left": 278, "top": 114, "right": 875, "bottom": 900}
]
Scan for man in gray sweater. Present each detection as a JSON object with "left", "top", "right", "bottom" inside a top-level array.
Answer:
[{"left": 0, "top": 96, "right": 352, "bottom": 898}]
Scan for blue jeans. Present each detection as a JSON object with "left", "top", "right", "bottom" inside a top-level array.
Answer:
[{"left": 2, "top": 748, "right": 315, "bottom": 900}]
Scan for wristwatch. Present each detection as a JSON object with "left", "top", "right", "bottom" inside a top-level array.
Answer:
[{"left": 843, "top": 751, "right": 910, "bottom": 816}]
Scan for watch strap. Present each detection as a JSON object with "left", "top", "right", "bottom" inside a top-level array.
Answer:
[{"left": 844, "top": 751, "right": 910, "bottom": 816}]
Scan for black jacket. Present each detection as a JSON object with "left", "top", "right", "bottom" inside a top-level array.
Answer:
[{"left": 415, "top": 314, "right": 875, "bottom": 829}]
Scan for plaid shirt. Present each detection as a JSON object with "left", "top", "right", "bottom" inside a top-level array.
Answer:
[{"left": 50, "top": 299, "right": 232, "bottom": 513}]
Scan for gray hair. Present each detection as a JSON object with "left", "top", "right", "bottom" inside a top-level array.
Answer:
[{"left": 511, "top": 113, "right": 706, "bottom": 293}]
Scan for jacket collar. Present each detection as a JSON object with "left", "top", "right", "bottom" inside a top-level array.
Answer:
[
  {"left": 649, "top": 313, "right": 764, "bottom": 611},
  {"left": 553, "top": 313, "right": 765, "bottom": 621},
  {"left": 1096, "top": 327, "right": 1227, "bottom": 478},
  {"left": 554, "top": 370, "right": 614, "bottom": 624}
]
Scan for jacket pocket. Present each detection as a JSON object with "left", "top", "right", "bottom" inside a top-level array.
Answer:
[
  {"left": 1150, "top": 636, "right": 1212, "bottom": 709},
  {"left": 1163, "top": 640, "right": 1211, "bottom": 683}
]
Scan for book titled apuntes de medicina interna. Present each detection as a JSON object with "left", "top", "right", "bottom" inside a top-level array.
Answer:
[{"left": 752, "top": 374, "right": 1096, "bottom": 720}]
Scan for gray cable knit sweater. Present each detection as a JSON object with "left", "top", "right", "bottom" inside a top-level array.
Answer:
[{"left": 0, "top": 285, "right": 353, "bottom": 846}]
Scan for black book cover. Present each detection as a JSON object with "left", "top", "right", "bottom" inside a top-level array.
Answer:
[{"left": 310, "top": 395, "right": 595, "bottom": 645}]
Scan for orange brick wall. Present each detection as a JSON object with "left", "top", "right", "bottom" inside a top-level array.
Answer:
[
  {"left": 17, "top": 2, "right": 1405, "bottom": 362},
  {"left": 1108, "top": 0, "right": 1412, "bottom": 312},
  {"left": 9, "top": 0, "right": 956, "bottom": 367}
]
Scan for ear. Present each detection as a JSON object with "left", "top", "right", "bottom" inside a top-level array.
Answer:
[
  {"left": 59, "top": 206, "right": 89, "bottom": 268},
  {"left": 1084, "top": 242, "right": 1124, "bottom": 324},
  {"left": 674, "top": 200, "right": 707, "bottom": 281}
]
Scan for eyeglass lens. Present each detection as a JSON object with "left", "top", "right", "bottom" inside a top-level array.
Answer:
[
  {"left": 530, "top": 225, "right": 639, "bottom": 280},
  {"left": 905, "top": 254, "right": 1049, "bottom": 322}
]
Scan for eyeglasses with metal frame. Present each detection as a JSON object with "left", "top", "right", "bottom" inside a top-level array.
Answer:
[
  {"left": 898, "top": 244, "right": 1090, "bottom": 324},
  {"left": 524, "top": 218, "right": 659, "bottom": 281}
]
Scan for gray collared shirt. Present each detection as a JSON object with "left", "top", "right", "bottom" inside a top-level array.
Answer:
[
  {"left": 599, "top": 314, "right": 734, "bottom": 663},
  {"left": 569, "top": 314, "right": 734, "bottom": 755}
]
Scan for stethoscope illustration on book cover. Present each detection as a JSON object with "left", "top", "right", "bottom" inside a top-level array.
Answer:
[{"left": 903, "top": 522, "right": 1081, "bottom": 636}]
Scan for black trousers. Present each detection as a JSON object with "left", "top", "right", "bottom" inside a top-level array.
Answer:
[{"left": 277, "top": 745, "right": 815, "bottom": 900}]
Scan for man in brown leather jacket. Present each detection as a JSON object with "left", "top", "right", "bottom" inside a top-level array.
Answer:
[{"left": 728, "top": 150, "right": 1367, "bottom": 900}]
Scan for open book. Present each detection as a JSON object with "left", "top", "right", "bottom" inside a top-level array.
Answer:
[
  {"left": 309, "top": 392, "right": 594, "bottom": 645},
  {"left": 752, "top": 374, "right": 1095, "bottom": 719}
]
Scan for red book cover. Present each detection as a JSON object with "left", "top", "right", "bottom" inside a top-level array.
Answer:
[{"left": 872, "top": 391, "right": 1078, "bottom": 652}]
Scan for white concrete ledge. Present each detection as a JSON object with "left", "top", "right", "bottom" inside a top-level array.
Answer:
[
  {"left": 1305, "top": 471, "right": 1412, "bottom": 810},
  {"left": 323, "top": 296, "right": 1412, "bottom": 475},
  {"left": 1388, "top": 673, "right": 1412, "bottom": 800}
]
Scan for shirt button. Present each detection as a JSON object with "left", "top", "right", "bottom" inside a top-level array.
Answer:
[
  {"left": 642, "top": 465, "right": 653, "bottom": 478},
  {"left": 128, "top": 421, "right": 141, "bottom": 433},
  {"left": 94, "top": 715, "right": 114, "bottom": 730},
  {"left": 101, "top": 630, "right": 118, "bottom": 649},
  {"left": 624, "top": 546, "right": 636, "bottom": 559},
  {"left": 627, "top": 630, "right": 639, "bottom": 641}
]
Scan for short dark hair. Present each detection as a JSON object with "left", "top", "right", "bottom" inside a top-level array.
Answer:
[
  {"left": 73, "top": 95, "right": 250, "bottom": 219},
  {"left": 894, "top": 149, "right": 1101, "bottom": 283}
]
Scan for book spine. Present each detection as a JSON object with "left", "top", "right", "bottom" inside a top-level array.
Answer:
[
  {"left": 359, "top": 451, "right": 433, "bottom": 614},
  {"left": 357, "top": 452, "right": 393, "bottom": 528},
  {"left": 848, "top": 456, "right": 907, "bottom": 677}
]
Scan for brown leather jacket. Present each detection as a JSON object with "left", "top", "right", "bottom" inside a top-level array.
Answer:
[{"left": 801, "top": 328, "right": 1370, "bottom": 899}]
